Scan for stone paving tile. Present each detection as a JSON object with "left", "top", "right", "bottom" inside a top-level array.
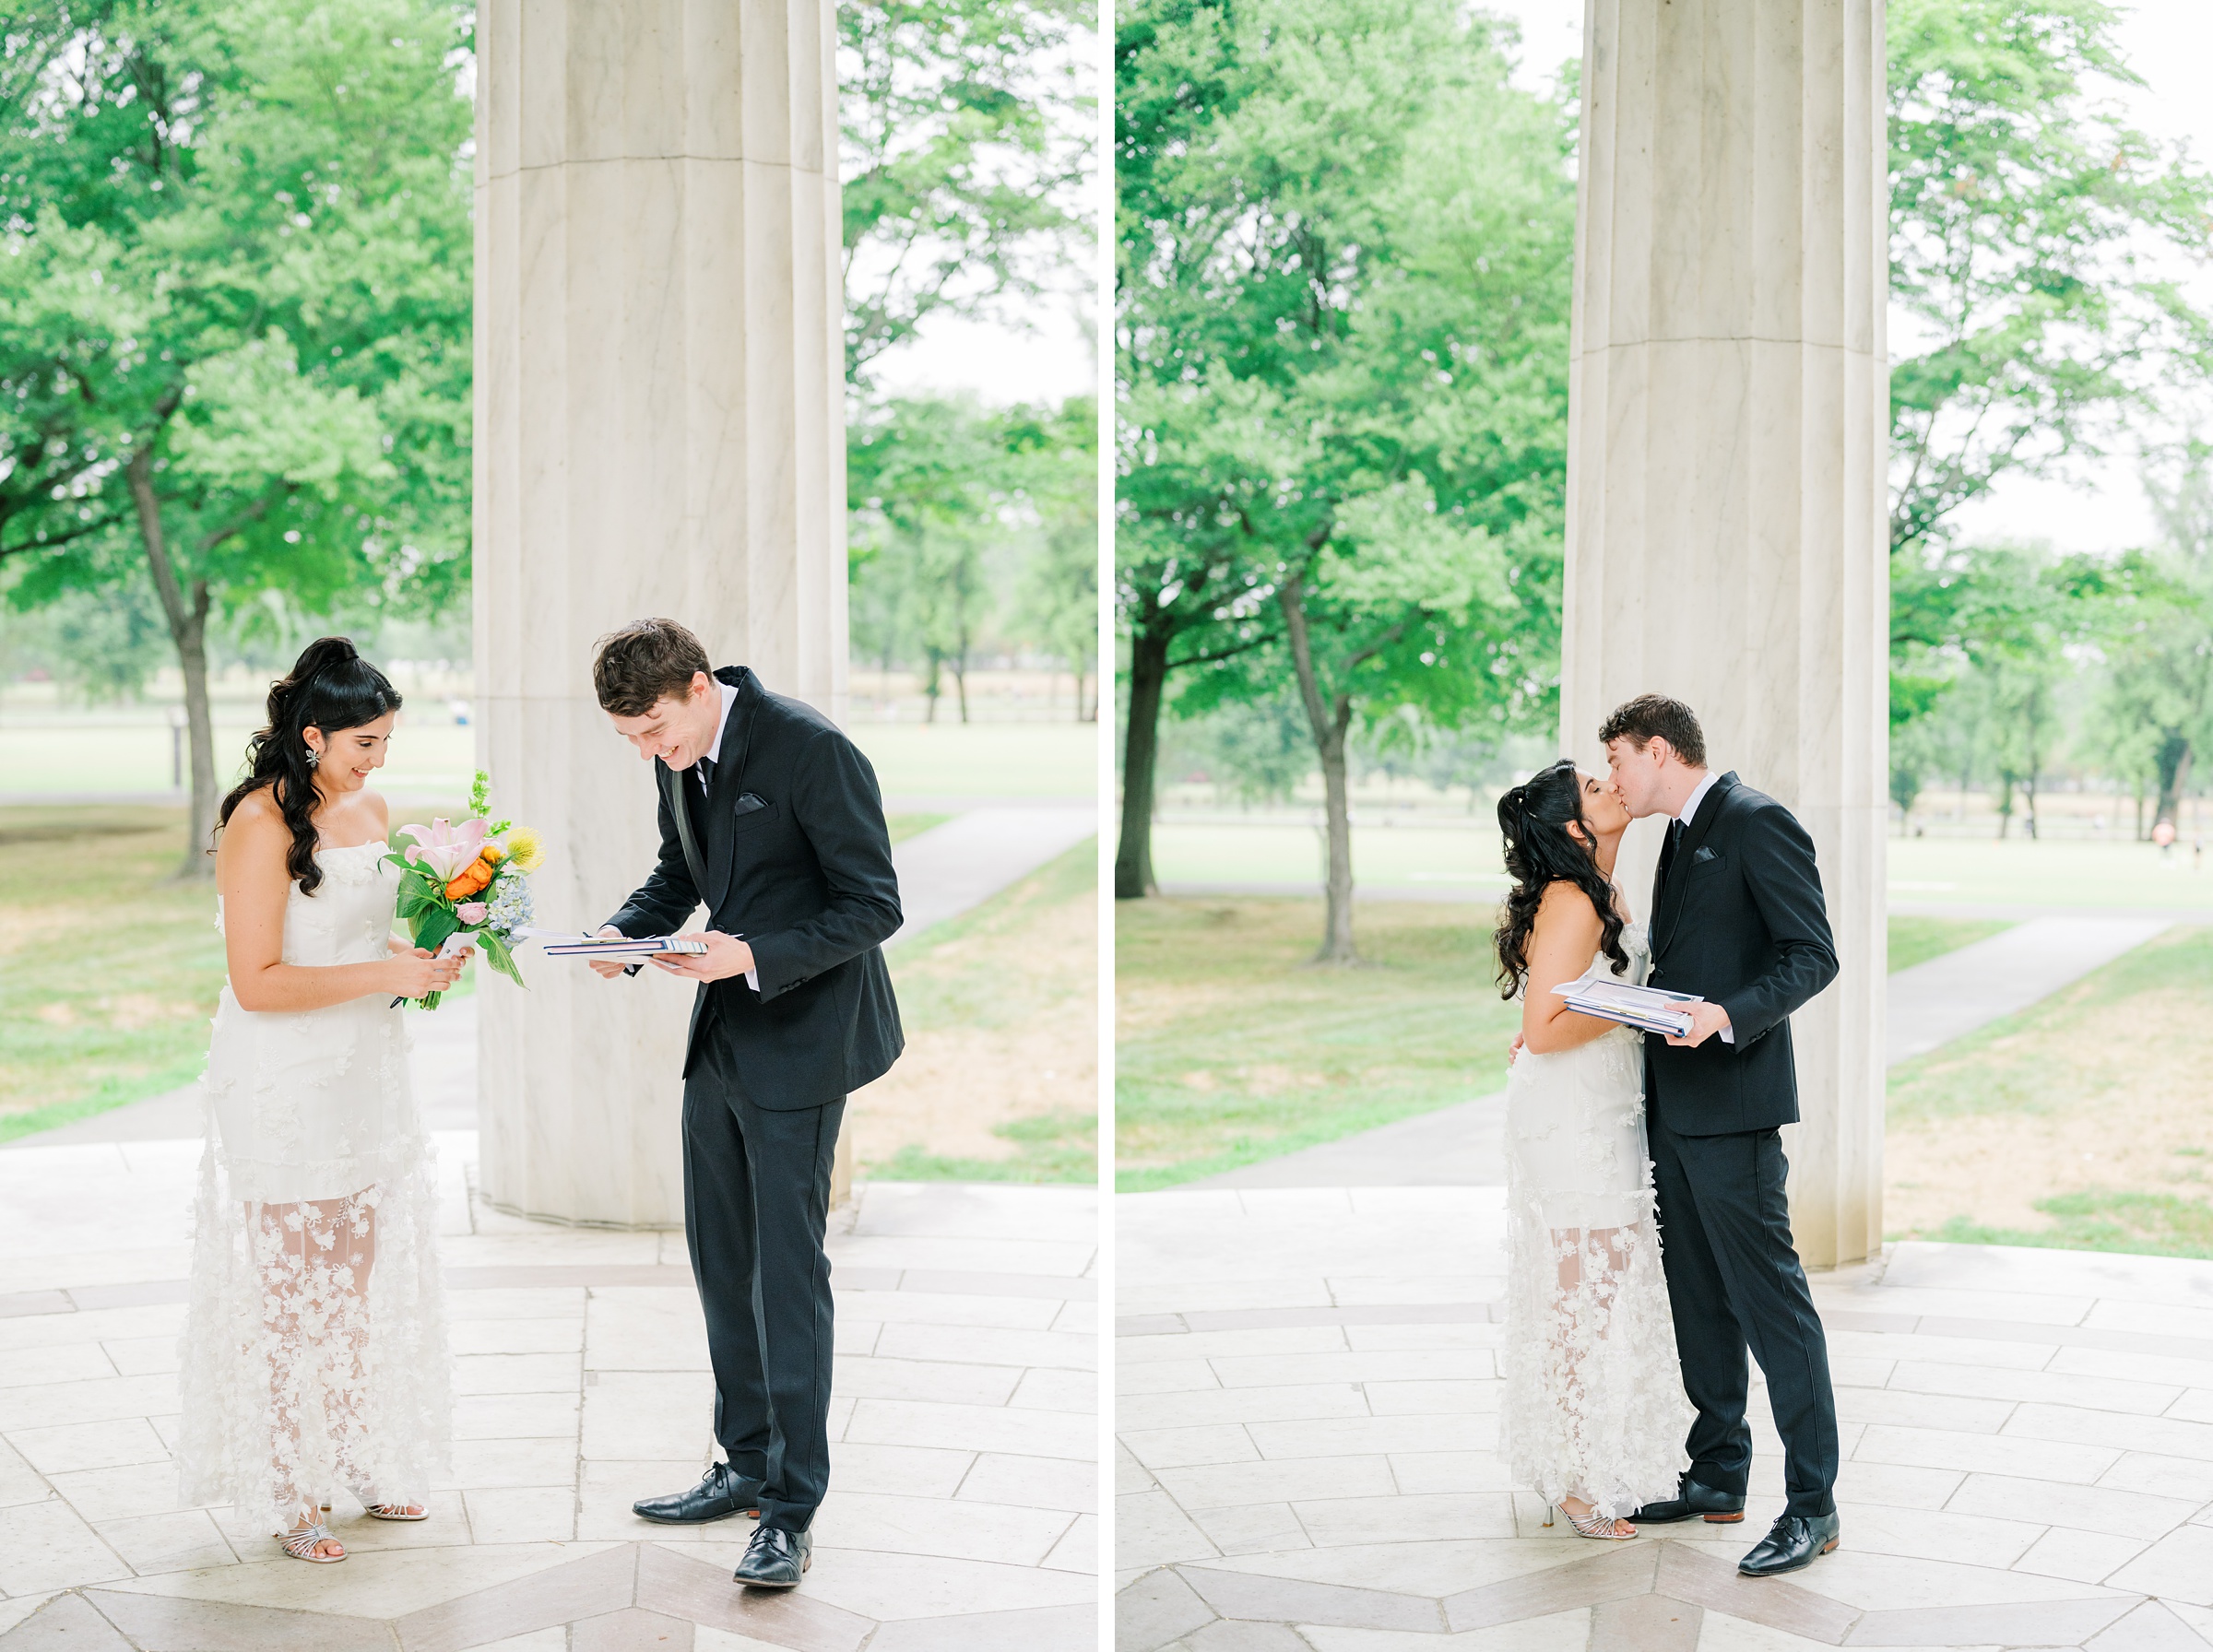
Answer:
[
  {"left": 1154, "top": 1456, "right": 1397, "bottom": 1511},
  {"left": 1947, "top": 1471, "right": 2200, "bottom": 1540},
  {"left": 1442, "top": 1543, "right": 1657, "bottom": 1632},
  {"left": 2084, "top": 1599, "right": 2211, "bottom": 1652},
  {"left": 1121, "top": 1489, "right": 1226, "bottom": 1569},
  {"left": 2095, "top": 1449, "right": 2213, "bottom": 1503},
  {"left": 1122, "top": 1327, "right": 1351, "bottom": 1366},
  {"left": 1852, "top": 1422, "right": 2118, "bottom": 1483},
  {"left": 872, "top": 1323, "right": 1096, "bottom": 1371},
  {"left": 1183, "top": 1563, "right": 1447, "bottom": 1632},
  {"left": 2048, "top": 1345, "right": 2213, "bottom": 1390},
  {"left": 2011, "top": 1527, "right": 2149, "bottom": 1587},
  {"left": 956, "top": 1449, "right": 1096, "bottom": 1514},
  {"left": 842, "top": 1397, "right": 1091, "bottom": 1459},
  {"left": 449, "top": 1316, "right": 587, "bottom": 1356},
  {"left": 1198, "top": 1536, "right": 1579, "bottom": 1599},
  {"left": 3, "top": 1420, "right": 171, "bottom": 1479},
  {"left": 2171, "top": 1388, "right": 2213, "bottom": 1425},
  {"left": 866, "top": 1600, "right": 1095, "bottom": 1649},
  {"left": 1189, "top": 1503, "right": 1310, "bottom": 1557},
  {"left": 1884, "top": 1359, "right": 2182, "bottom": 1415},
  {"left": 1010, "top": 1366, "right": 1096, "bottom": 1412},
  {"left": 452, "top": 1352, "right": 584, "bottom": 1396},
  {"left": 1123, "top": 1422, "right": 1261, "bottom": 1471},
  {"left": 1386, "top": 1451, "right": 1521, "bottom": 1494},
  {"left": 1120, "top": 1383, "right": 1369, "bottom": 1434},
  {"left": 2110, "top": 1523, "right": 2213, "bottom": 1608},
  {"left": 1295, "top": 1609, "right": 1591, "bottom": 1649},
  {"left": 1651, "top": 1543, "right": 1858, "bottom": 1645},
  {"left": 453, "top": 1390, "right": 580, "bottom": 1441},
  {"left": 2008, "top": 1401, "right": 2213, "bottom": 1465},
  {"left": 1592, "top": 1591, "right": 1703, "bottom": 1652},
  {"left": 1843, "top": 1595, "right": 2133, "bottom": 1646},
  {"left": 1212, "top": 1351, "right": 1492, "bottom": 1389},
  {"left": 1178, "top": 1620, "right": 1316, "bottom": 1652},
  {"left": 1118, "top": 1565, "right": 1218, "bottom": 1650},
  {"left": 1249, "top": 1413, "right": 1503, "bottom": 1460},
  {"left": 828, "top": 1352, "right": 1024, "bottom": 1406},
  {"left": 1296, "top": 1493, "right": 1519, "bottom": 1548},
  {"left": 0, "top": 1499, "right": 131, "bottom": 1596},
  {"left": 88, "top": 1507, "right": 236, "bottom": 1575},
  {"left": 1342, "top": 1322, "right": 1504, "bottom": 1351}
]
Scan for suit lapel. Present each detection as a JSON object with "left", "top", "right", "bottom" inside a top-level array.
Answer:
[
  {"left": 701, "top": 667, "right": 761, "bottom": 913},
  {"left": 1653, "top": 772, "right": 1737, "bottom": 954}
]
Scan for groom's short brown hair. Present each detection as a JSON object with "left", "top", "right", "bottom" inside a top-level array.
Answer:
[
  {"left": 593, "top": 619, "right": 712, "bottom": 717},
  {"left": 1599, "top": 693, "right": 1706, "bottom": 767}
]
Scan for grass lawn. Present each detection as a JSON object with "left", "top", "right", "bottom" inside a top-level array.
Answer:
[
  {"left": 848, "top": 838, "right": 1096, "bottom": 1184},
  {"left": 0, "top": 807, "right": 231, "bottom": 1142},
  {"left": 0, "top": 805, "right": 953, "bottom": 1145},
  {"left": 1116, "top": 898, "right": 1521, "bottom": 1190},
  {"left": 1116, "top": 901, "right": 2037, "bottom": 1192},
  {"left": 1887, "top": 915, "right": 2010, "bottom": 974},
  {"left": 1885, "top": 924, "right": 2213, "bottom": 1259}
]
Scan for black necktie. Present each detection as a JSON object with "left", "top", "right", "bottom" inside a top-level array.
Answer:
[{"left": 697, "top": 755, "right": 715, "bottom": 793}]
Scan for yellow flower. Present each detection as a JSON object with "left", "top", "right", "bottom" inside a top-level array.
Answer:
[{"left": 503, "top": 826, "right": 545, "bottom": 872}]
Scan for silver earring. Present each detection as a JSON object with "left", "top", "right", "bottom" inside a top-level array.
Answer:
[{"left": 305, "top": 749, "right": 320, "bottom": 769}]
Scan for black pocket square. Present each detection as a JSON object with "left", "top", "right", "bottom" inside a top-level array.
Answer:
[
  {"left": 1692, "top": 845, "right": 1720, "bottom": 864},
  {"left": 731, "top": 792, "right": 770, "bottom": 818}
]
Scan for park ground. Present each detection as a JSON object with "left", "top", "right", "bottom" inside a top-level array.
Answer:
[
  {"left": 0, "top": 714, "right": 1100, "bottom": 1181},
  {"left": 1117, "top": 832, "right": 2213, "bottom": 1259}
]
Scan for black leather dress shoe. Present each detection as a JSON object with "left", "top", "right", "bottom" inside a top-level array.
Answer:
[
  {"left": 632, "top": 1462, "right": 763, "bottom": 1525},
  {"left": 1628, "top": 1475, "right": 1746, "bottom": 1525},
  {"left": 1739, "top": 1510, "right": 1841, "bottom": 1576},
  {"left": 733, "top": 1524, "right": 811, "bottom": 1588}
]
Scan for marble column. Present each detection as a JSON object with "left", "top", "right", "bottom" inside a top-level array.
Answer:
[
  {"left": 1559, "top": 0, "right": 1888, "bottom": 1265},
  {"left": 473, "top": 0, "right": 847, "bottom": 1226}
]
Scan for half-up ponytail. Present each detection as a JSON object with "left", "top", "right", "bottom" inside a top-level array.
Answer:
[
  {"left": 1493, "top": 758, "right": 1627, "bottom": 996},
  {"left": 218, "top": 637, "right": 403, "bottom": 894}
]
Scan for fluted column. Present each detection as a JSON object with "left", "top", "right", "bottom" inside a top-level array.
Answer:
[
  {"left": 1559, "top": 0, "right": 1888, "bottom": 1265},
  {"left": 473, "top": 0, "right": 846, "bottom": 1225}
]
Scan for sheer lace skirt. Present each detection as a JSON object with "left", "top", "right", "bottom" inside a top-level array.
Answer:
[
  {"left": 177, "top": 1117, "right": 451, "bottom": 1534},
  {"left": 1497, "top": 1026, "right": 1691, "bottom": 1518}
]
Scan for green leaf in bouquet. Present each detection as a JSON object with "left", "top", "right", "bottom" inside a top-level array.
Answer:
[
  {"left": 416, "top": 906, "right": 460, "bottom": 955},
  {"left": 481, "top": 931, "right": 527, "bottom": 988}
]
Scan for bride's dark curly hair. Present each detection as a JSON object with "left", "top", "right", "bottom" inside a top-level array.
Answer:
[
  {"left": 218, "top": 637, "right": 402, "bottom": 896},
  {"left": 1493, "top": 758, "right": 1627, "bottom": 997}
]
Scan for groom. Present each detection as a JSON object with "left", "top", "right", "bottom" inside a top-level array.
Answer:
[
  {"left": 1601, "top": 694, "right": 1843, "bottom": 1578},
  {"left": 587, "top": 619, "right": 904, "bottom": 1589}
]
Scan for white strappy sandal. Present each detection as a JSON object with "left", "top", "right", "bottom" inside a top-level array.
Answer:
[
  {"left": 320, "top": 1491, "right": 428, "bottom": 1521},
  {"left": 1545, "top": 1502, "right": 1639, "bottom": 1540},
  {"left": 280, "top": 1521, "right": 346, "bottom": 1563}
]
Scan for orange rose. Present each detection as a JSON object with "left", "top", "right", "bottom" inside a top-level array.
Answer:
[{"left": 445, "top": 855, "right": 496, "bottom": 901}]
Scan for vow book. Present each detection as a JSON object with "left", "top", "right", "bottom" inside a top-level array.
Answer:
[
  {"left": 1550, "top": 962, "right": 1703, "bottom": 1038},
  {"left": 531, "top": 932, "right": 710, "bottom": 958}
]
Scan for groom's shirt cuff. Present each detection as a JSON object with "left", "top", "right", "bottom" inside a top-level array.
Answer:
[{"left": 1719, "top": 1025, "right": 1734, "bottom": 1044}]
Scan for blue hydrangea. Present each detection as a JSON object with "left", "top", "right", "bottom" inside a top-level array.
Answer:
[{"left": 485, "top": 870, "right": 534, "bottom": 940}]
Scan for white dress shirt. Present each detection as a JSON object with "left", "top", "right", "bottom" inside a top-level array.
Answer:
[{"left": 1670, "top": 767, "right": 1731, "bottom": 1043}]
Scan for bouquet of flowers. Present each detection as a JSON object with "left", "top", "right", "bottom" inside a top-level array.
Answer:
[{"left": 386, "top": 770, "right": 543, "bottom": 1009}]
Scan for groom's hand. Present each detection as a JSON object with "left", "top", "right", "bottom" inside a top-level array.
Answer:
[
  {"left": 651, "top": 930, "right": 756, "bottom": 982},
  {"left": 586, "top": 926, "right": 631, "bottom": 978},
  {"left": 1666, "top": 1002, "right": 1733, "bottom": 1048}
]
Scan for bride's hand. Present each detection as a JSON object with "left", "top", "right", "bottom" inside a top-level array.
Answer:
[
  {"left": 1509, "top": 1032, "right": 1525, "bottom": 1066},
  {"left": 385, "top": 947, "right": 465, "bottom": 999}
]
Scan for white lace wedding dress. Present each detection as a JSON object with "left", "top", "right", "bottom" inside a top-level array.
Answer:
[
  {"left": 1498, "top": 922, "right": 1692, "bottom": 1518},
  {"left": 177, "top": 839, "right": 451, "bottom": 1535}
]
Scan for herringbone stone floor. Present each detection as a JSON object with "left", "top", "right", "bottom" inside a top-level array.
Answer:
[
  {"left": 1117, "top": 1187, "right": 2213, "bottom": 1652},
  {"left": 0, "top": 1139, "right": 1097, "bottom": 1651}
]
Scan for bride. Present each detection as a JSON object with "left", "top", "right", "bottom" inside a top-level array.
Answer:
[
  {"left": 177, "top": 638, "right": 464, "bottom": 1563},
  {"left": 1494, "top": 760, "right": 1691, "bottom": 1539}
]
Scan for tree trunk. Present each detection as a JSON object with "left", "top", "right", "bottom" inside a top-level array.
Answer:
[
  {"left": 923, "top": 650, "right": 941, "bottom": 723},
  {"left": 1280, "top": 573, "right": 1356, "bottom": 963},
  {"left": 128, "top": 448, "right": 217, "bottom": 879},
  {"left": 2156, "top": 731, "right": 2192, "bottom": 828},
  {"left": 954, "top": 658, "right": 969, "bottom": 724},
  {"left": 1115, "top": 627, "right": 1168, "bottom": 900}
]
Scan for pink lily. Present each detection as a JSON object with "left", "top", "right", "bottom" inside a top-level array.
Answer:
[{"left": 396, "top": 817, "right": 488, "bottom": 881}]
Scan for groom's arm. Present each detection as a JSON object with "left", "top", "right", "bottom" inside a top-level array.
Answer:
[
  {"left": 746, "top": 729, "right": 902, "bottom": 1000},
  {"left": 1716, "top": 803, "right": 1839, "bottom": 1048},
  {"left": 604, "top": 781, "right": 702, "bottom": 939}
]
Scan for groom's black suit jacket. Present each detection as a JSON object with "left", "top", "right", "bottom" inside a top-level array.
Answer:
[
  {"left": 1643, "top": 772, "right": 1838, "bottom": 1136},
  {"left": 605, "top": 667, "right": 905, "bottom": 1107}
]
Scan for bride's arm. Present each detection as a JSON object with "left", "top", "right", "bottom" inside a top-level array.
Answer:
[
  {"left": 1518, "top": 882, "right": 1620, "bottom": 1056},
  {"left": 218, "top": 792, "right": 457, "bottom": 1011}
]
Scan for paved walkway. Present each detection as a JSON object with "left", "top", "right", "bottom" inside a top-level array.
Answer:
[
  {"left": 1197, "top": 912, "right": 2175, "bottom": 1190},
  {"left": 1117, "top": 1187, "right": 2213, "bottom": 1651},
  {"left": 0, "top": 1146, "right": 1097, "bottom": 1650}
]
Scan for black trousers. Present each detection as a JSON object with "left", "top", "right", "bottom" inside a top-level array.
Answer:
[
  {"left": 680, "top": 1027, "right": 844, "bottom": 1533},
  {"left": 1647, "top": 1107, "right": 1840, "bottom": 1518}
]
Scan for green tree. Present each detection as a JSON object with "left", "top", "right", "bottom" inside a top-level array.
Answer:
[
  {"left": 1887, "top": 0, "right": 2213, "bottom": 740},
  {"left": 0, "top": 0, "right": 472, "bottom": 875},
  {"left": 841, "top": 0, "right": 1095, "bottom": 384},
  {"left": 1116, "top": 0, "right": 1571, "bottom": 955}
]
